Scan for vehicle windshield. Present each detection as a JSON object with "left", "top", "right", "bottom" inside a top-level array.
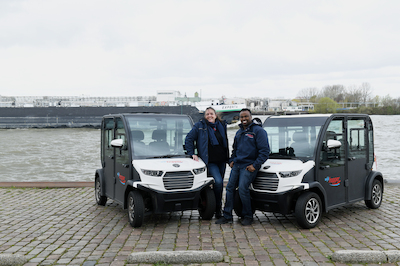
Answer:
[
  {"left": 125, "top": 115, "right": 193, "bottom": 159},
  {"left": 264, "top": 116, "right": 328, "bottom": 159}
]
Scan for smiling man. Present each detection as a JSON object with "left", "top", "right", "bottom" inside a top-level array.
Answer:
[{"left": 216, "top": 108, "right": 270, "bottom": 226}]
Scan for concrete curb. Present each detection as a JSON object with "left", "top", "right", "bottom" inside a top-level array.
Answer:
[
  {"left": 127, "top": 250, "right": 223, "bottom": 264},
  {"left": 331, "top": 250, "right": 400, "bottom": 264},
  {"left": 0, "top": 254, "right": 28, "bottom": 266}
]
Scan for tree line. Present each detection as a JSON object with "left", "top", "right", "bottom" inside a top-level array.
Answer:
[{"left": 295, "top": 82, "right": 400, "bottom": 115}]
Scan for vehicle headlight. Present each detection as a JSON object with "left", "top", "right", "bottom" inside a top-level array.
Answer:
[
  {"left": 279, "top": 170, "right": 301, "bottom": 178},
  {"left": 193, "top": 167, "right": 206, "bottom": 175},
  {"left": 141, "top": 169, "right": 163, "bottom": 177}
]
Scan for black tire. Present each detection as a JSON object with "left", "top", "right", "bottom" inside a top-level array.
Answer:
[
  {"left": 295, "top": 192, "right": 322, "bottom": 229},
  {"left": 128, "top": 190, "right": 145, "bottom": 228},
  {"left": 233, "top": 189, "right": 243, "bottom": 218},
  {"left": 365, "top": 179, "right": 383, "bottom": 209},
  {"left": 233, "top": 189, "right": 255, "bottom": 218},
  {"left": 198, "top": 187, "right": 216, "bottom": 220},
  {"left": 95, "top": 178, "right": 107, "bottom": 206}
]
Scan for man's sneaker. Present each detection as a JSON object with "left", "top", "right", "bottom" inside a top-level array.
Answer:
[
  {"left": 215, "top": 217, "right": 233, "bottom": 224},
  {"left": 240, "top": 217, "right": 253, "bottom": 226},
  {"left": 215, "top": 210, "right": 222, "bottom": 219}
]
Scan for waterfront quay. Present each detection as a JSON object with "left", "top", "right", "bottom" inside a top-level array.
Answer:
[{"left": 1, "top": 183, "right": 400, "bottom": 265}]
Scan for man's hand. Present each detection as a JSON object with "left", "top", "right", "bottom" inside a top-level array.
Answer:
[
  {"left": 192, "top": 155, "right": 199, "bottom": 161},
  {"left": 229, "top": 162, "right": 234, "bottom": 168},
  {"left": 246, "top": 164, "right": 256, "bottom": 172}
]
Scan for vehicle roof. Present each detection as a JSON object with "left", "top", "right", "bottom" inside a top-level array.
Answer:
[
  {"left": 267, "top": 113, "right": 370, "bottom": 119},
  {"left": 267, "top": 114, "right": 331, "bottom": 119},
  {"left": 102, "top": 113, "right": 191, "bottom": 118},
  {"left": 264, "top": 113, "right": 372, "bottom": 127}
]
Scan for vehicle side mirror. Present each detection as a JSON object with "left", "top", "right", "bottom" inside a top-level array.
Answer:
[
  {"left": 327, "top": 139, "right": 341, "bottom": 149},
  {"left": 111, "top": 139, "right": 124, "bottom": 148}
]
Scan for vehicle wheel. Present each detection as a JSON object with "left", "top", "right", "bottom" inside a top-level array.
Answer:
[
  {"left": 233, "top": 189, "right": 255, "bottom": 218},
  {"left": 95, "top": 178, "right": 107, "bottom": 206},
  {"left": 365, "top": 179, "right": 383, "bottom": 209},
  {"left": 128, "top": 190, "right": 145, "bottom": 228},
  {"left": 233, "top": 189, "right": 243, "bottom": 218},
  {"left": 198, "top": 187, "right": 216, "bottom": 220},
  {"left": 295, "top": 192, "right": 322, "bottom": 229}
]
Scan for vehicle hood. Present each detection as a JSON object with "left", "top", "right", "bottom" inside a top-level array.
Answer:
[
  {"left": 260, "top": 159, "right": 315, "bottom": 173},
  {"left": 132, "top": 157, "right": 206, "bottom": 171}
]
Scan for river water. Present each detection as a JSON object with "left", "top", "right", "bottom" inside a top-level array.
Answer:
[{"left": 0, "top": 115, "right": 398, "bottom": 182}]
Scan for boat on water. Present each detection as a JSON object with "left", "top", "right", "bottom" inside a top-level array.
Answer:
[
  {"left": 195, "top": 97, "right": 246, "bottom": 123},
  {"left": 0, "top": 95, "right": 245, "bottom": 128}
]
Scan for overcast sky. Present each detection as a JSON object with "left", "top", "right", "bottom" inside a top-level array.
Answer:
[{"left": 1, "top": 0, "right": 399, "bottom": 100}]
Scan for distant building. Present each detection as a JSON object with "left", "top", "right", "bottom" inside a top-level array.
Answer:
[
  {"left": 247, "top": 98, "right": 314, "bottom": 112},
  {"left": 156, "top": 90, "right": 181, "bottom": 103}
]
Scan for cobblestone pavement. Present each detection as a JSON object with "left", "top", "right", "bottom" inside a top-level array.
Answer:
[{"left": 1, "top": 184, "right": 400, "bottom": 266}]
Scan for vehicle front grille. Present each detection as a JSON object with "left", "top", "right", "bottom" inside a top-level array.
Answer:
[
  {"left": 252, "top": 172, "right": 279, "bottom": 191},
  {"left": 163, "top": 171, "right": 194, "bottom": 190}
]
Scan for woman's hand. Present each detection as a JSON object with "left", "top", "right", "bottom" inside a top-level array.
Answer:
[{"left": 192, "top": 155, "right": 199, "bottom": 161}]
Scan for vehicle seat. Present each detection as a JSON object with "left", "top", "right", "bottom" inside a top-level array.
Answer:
[
  {"left": 149, "top": 130, "right": 170, "bottom": 154},
  {"left": 131, "top": 130, "right": 146, "bottom": 156},
  {"left": 291, "top": 131, "right": 311, "bottom": 157}
]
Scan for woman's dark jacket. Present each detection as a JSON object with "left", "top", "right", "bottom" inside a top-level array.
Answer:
[{"left": 185, "top": 119, "right": 229, "bottom": 165}]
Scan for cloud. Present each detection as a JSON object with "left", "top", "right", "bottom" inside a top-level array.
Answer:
[{"left": 0, "top": 0, "right": 399, "bottom": 99}]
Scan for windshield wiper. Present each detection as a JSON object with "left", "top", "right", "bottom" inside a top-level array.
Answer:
[
  {"left": 147, "top": 154, "right": 189, "bottom": 159},
  {"left": 269, "top": 154, "right": 297, "bottom": 160}
]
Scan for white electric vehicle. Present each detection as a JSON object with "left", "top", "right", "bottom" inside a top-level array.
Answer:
[
  {"left": 234, "top": 114, "right": 383, "bottom": 228},
  {"left": 95, "top": 113, "right": 215, "bottom": 227}
]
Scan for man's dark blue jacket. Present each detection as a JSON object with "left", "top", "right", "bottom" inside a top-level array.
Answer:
[
  {"left": 229, "top": 122, "right": 270, "bottom": 170},
  {"left": 185, "top": 119, "right": 228, "bottom": 165}
]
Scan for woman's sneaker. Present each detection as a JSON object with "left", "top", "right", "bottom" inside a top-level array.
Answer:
[
  {"left": 215, "top": 217, "right": 233, "bottom": 224},
  {"left": 240, "top": 217, "right": 253, "bottom": 226}
]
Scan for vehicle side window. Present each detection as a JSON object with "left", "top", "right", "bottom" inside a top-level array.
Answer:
[
  {"left": 320, "top": 118, "right": 345, "bottom": 166},
  {"left": 115, "top": 118, "right": 129, "bottom": 165},
  {"left": 348, "top": 119, "right": 366, "bottom": 159},
  {"left": 368, "top": 120, "right": 374, "bottom": 168},
  {"left": 103, "top": 118, "right": 114, "bottom": 162}
]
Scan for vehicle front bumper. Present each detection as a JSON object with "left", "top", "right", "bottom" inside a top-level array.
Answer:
[
  {"left": 250, "top": 186, "right": 304, "bottom": 215},
  {"left": 136, "top": 180, "right": 213, "bottom": 214}
]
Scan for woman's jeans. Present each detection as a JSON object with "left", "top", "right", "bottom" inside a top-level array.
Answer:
[
  {"left": 223, "top": 164, "right": 258, "bottom": 219},
  {"left": 207, "top": 162, "right": 226, "bottom": 211}
]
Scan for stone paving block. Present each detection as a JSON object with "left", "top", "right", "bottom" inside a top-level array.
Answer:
[
  {"left": 331, "top": 250, "right": 387, "bottom": 264},
  {"left": 384, "top": 250, "right": 400, "bottom": 263},
  {"left": 127, "top": 250, "right": 223, "bottom": 264},
  {"left": 1, "top": 185, "right": 400, "bottom": 265}
]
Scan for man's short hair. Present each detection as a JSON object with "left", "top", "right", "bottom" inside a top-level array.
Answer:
[{"left": 240, "top": 108, "right": 252, "bottom": 114}]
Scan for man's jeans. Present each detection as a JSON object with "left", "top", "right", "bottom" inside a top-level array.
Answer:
[
  {"left": 208, "top": 162, "right": 226, "bottom": 211},
  {"left": 223, "top": 164, "right": 258, "bottom": 219}
]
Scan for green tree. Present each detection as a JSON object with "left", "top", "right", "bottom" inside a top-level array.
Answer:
[{"left": 314, "top": 97, "right": 340, "bottom": 113}]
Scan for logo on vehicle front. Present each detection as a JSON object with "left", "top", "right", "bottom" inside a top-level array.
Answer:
[
  {"left": 325, "top": 176, "right": 341, "bottom": 186},
  {"left": 173, "top": 164, "right": 180, "bottom": 168}
]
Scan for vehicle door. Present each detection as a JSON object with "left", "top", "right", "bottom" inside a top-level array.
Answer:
[
  {"left": 318, "top": 117, "right": 347, "bottom": 208},
  {"left": 102, "top": 117, "right": 115, "bottom": 199},
  {"left": 347, "top": 116, "right": 370, "bottom": 202},
  {"left": 113, "top": 117, "right": 130, "bottom": 204}
]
